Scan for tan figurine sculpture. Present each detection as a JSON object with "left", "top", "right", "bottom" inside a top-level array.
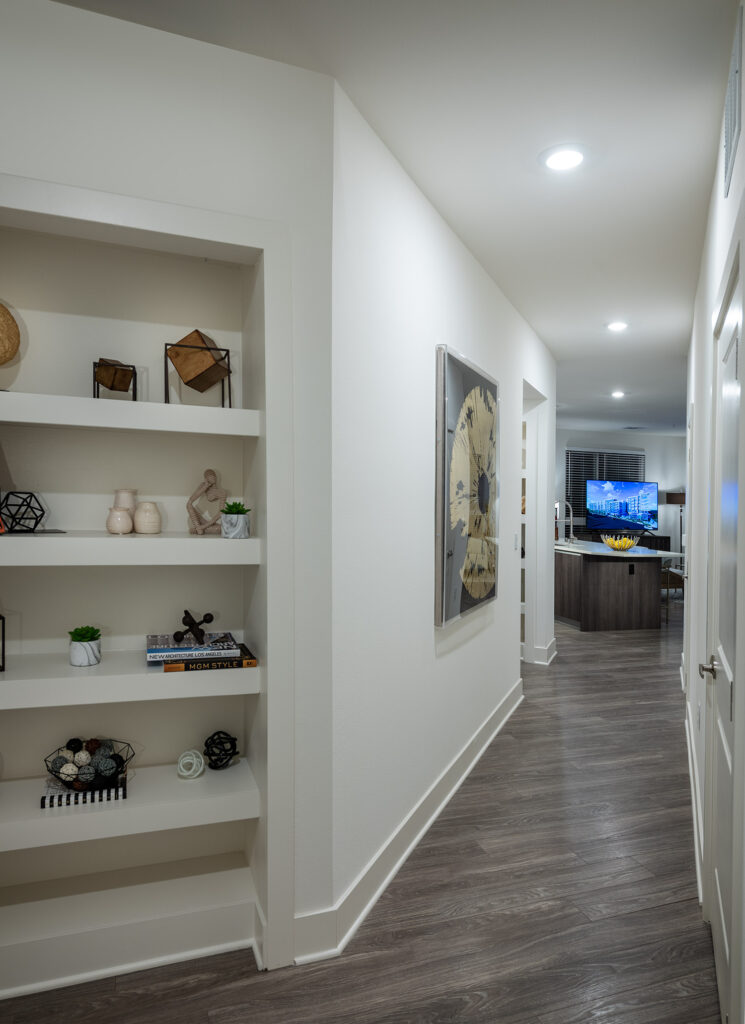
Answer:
[{"left": 187, "top": 468, "right": 228, "bottom": 535}]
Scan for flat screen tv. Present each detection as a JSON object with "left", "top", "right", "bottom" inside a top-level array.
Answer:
[{"left": 585, "top": 479, "right": 659, "bottom": 532}]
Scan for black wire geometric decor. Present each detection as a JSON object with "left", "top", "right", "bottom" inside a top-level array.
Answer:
[{"left": 0, "top": 491, "right": 46, "bottom": 532}]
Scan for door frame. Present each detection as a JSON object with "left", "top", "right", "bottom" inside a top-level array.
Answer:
[
  {"left": 521, "top": 381, "right": 555, "bottom": 666},
  {"left": 702, "top": 244, "right": 745, "bottom": 1024}
]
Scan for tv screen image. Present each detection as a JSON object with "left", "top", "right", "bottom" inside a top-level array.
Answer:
[{"left": 585, "top": 479, "right": 659, "bottom": 532}]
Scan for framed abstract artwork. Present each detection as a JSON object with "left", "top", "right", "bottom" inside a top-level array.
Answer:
[{"left": 435, "top": 346, "right": 499, "bottom": 626}]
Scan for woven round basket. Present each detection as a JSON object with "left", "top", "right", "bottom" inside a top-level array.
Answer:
[{"left": 0, "top": 303, "right": 20, "bottom": 366}]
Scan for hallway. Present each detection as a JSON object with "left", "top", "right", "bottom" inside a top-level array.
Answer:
[{"left": 5, "top": 603, "right": 719, "bottom": 1023}]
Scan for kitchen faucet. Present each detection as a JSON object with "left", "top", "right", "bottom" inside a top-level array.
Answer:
[{"left": 561, "top": 500, "right": 576, "bottom": 543}]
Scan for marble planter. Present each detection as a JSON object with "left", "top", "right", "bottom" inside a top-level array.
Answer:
[
  {"left": 221, "top": 513, "right": 250, "bottom": 539},
  {"left": 69, "top": 639, "right": 101, "bottom": 667}
]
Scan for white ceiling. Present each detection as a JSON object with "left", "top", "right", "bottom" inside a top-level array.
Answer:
[{"left": 58, "top": 0, "right": 739, "bottom": 433}]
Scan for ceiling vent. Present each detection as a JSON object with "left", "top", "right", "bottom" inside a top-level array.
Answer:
[{"left": 725, "top": 7, "right": 742, "bottom": 198}]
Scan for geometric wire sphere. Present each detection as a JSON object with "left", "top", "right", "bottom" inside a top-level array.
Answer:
[{"left": 0, "top": 491, "right": 45, "bottom": 532}]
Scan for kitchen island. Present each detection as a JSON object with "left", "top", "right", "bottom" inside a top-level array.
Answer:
[{"left": 554, "top": 540, "right": 682, "bottom": 631}]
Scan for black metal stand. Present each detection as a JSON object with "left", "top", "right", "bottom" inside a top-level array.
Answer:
[
  {"left": 163, "top": 344, "right": 232, "bottom": 407},
  {"left": 92, "top": 361, "right": 138, "bottom": 400}
]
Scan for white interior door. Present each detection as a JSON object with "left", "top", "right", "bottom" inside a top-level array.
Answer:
[{"left": 703, "top": 289, "right": 741, "bottom": 1023}]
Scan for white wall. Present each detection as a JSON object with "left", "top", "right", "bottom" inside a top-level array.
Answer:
[
  {"left": 330, "top": 87, "right": 555, "bottom": 906},
  {"left": 0, "top": 0, "right": 335, "bottom": 916},
  {"left": 1, "top": 0, "right": 558, "bottom": 963},
  {"left": 555, "top": 428, "right": 687, "bottom": 545}
]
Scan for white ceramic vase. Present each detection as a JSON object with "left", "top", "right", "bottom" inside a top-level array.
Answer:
[
  {"left": 69, "top": 639, "right": 101, "bottom": 667},
  {"left": 134, "top": 500, "right": 161, "bottom": 534},
  {"left": 106, "top": 506, "right": 133, "bottom": 534},
  {"left": 113, "top": 488, "right": 137, "bottom": 520},
  {"left": 221, "top": 513, "right": 250, "bottom": 538}
]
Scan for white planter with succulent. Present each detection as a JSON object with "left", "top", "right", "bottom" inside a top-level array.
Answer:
[
  {"left": 69, "top": 625, "right": 102, "bottom": 667},
  {"left": 220, "top": 501, "right": 250, "bottom": 539}
]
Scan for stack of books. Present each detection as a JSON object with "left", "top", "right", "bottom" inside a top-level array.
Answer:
[{"left": 146, "top": 632, "right": 258, "bottom": 672}]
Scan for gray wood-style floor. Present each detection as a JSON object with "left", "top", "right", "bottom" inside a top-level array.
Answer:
[{"left": 6, "top": 597, "right": 721, "bottom": 1023}]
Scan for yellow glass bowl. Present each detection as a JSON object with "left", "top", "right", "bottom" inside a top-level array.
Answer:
[{"left": 601, "top": 534, "right": 639, "bottom": 551}]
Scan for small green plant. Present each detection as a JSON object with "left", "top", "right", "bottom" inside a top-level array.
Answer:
[
  {"left": 68, "top": 625, "right": 101, "bottom": 642},
  {"left": 221, "top": 501, "right": 250, "bottom": 515}
]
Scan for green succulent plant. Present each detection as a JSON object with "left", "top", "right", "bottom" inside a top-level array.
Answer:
[
  {"left": 221, "top": 501, "right": 250, "bottom": 515},
  {"left": 68, "top": 625, "right": 102, "bottom": 642}
]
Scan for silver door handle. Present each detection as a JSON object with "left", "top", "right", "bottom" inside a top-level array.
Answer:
[{"left": 698, "top": 656, "right": 720, "bottom": 680}]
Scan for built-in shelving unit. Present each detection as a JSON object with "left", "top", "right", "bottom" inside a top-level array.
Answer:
[{"left": 0, "top": 174, "right": 294, "bottom": 996}]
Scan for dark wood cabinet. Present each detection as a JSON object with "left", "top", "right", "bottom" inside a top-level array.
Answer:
[{"left": 555, "top": 547, "right": 662, "bottom": 630}]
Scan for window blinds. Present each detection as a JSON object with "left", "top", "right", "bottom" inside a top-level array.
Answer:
[{"left": 565, "top": 448, "right": 646, "bottom": 517}]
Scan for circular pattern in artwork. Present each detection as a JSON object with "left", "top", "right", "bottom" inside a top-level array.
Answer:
[{"left": 0, "top": 303, "right": 20, "bottom": 366}]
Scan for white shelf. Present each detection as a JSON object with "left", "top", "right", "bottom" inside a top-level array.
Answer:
[
  {"left": 0, "top": 391, "right": 261, "bottom": 437},
  {"left": 0, "top": 757, "right": 260, "bottom": 852},
  {"left": 0, "top": 856, "right": 257, "bottom": 997},
  {"left": 0, "top": 531, "right": 263, "bottom": 567},
  {"left": 0, "top": 651, "right": 262, "bottom": 709}
]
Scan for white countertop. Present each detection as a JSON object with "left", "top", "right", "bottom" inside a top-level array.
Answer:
[{"left": 555, "top": 540, "right": 684, "bottom": 561}]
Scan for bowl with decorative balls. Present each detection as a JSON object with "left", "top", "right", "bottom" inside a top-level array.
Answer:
[{"left": 44, "top": 737, "right": 134, "bottom": 791}]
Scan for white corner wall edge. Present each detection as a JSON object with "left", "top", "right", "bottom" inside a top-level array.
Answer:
[
  {"left": 524, "top": 637, "right": 557, "bottom": 666},
  {"left": 685, "top": 707, "right": 705, "bottom": 905},
  {"left": 293, "top": 678, "right": 524, "bottom": 963}
]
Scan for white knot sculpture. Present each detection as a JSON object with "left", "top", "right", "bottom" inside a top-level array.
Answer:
[{"left": 177, "top": 749, "right": 205, "bottom": 779}]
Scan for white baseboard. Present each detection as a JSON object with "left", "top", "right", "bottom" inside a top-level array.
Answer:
[
  {"left": 685, "top": 707, "right": 704, "bottom": 904},
  {"left": 294, "top": 678, "right": 524, "bottom": 963},
  {"left": 523, "top": 636, "right": 556, "bottom": 666}
]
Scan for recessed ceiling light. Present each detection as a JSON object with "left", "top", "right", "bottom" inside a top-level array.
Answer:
[
  {"left": 543, "top": 146, "right": 584, "bottom": 171},
  {"left": 611, "top": 391, "right": 625, "bottom": 399},
  {"left": 607, "top": 321, "right": 628, "bottom": 332}
]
